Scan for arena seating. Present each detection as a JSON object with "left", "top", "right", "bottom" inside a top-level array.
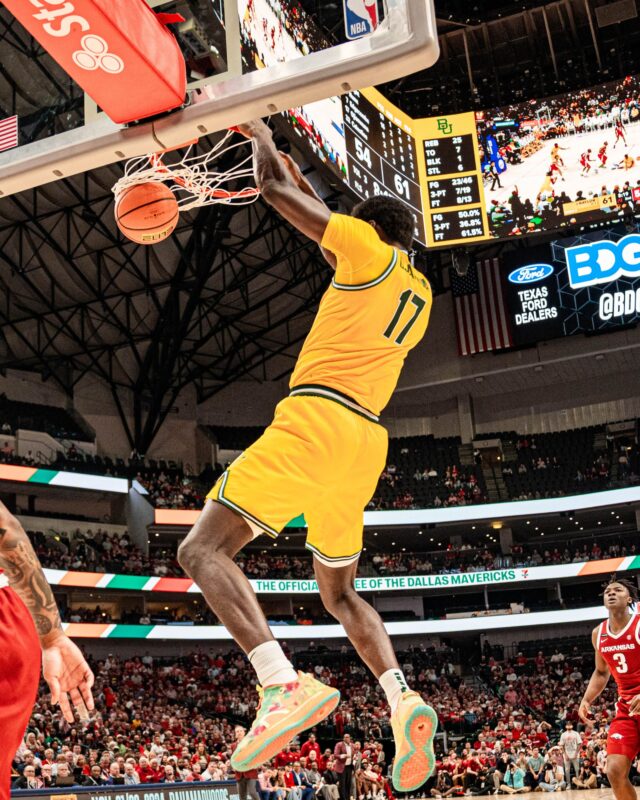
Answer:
[
  {"left": 10, "top": 639, "right": 621, "bottom": 792},
  {"left": 500, "top": 428, "right": 613, "bottom": 500},
  {"left": 2, "top": 422, "right": 636, "bottom": 513},
  {"left": 31, "top": 520, "right": 637, "bottom": 581},
  {"left": 0, "top": 394, "right": 92, "bottom": 441}
]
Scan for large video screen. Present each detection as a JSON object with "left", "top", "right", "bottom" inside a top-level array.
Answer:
[
  {"left": 239, "top": 0, "right": 640, "bottom": 248},
  {"left": 478, "top": 76, "right": 640, "bottom": 239}
]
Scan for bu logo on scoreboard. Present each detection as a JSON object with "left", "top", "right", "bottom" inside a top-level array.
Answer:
[{"left": 344, "top": 0, "right": 379, "bottom": 40}]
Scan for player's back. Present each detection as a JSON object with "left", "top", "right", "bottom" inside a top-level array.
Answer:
[
  {"left": 597, "top": 614, "right": 640, "bottom": 704},
  {"left": 290, "top": 213, "right": 432, "bottom": 418}
]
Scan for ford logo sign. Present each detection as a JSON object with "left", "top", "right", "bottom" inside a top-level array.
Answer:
[{"left": 508, "top": 264, "right": 554, "bottom": 284}]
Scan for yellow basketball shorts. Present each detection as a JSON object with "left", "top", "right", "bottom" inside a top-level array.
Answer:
[{"left": 207, "top": 387, "right": 388, "bottom": 567}]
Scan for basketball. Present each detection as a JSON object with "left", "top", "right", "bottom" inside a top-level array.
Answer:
[{"left": 115, "top": 182, "right": 179, "bottom": 245}]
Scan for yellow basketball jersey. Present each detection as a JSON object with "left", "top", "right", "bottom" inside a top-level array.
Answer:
[{"left": 290, "top": 213, "right": 432, "bottom": 416}]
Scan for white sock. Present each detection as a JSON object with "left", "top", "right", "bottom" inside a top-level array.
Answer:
[
  {"left": 248, "top": 640, "right": 298, "bottom": 687},
  {"left": 379, "top": 668, "right": 411, "bottom": 713}
]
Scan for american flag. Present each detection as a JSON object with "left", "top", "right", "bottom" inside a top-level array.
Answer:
[
  {"left": 450, "top": 258, "right": 513, "bottom": 356},
  {"left": 0, "top": 116, "right": 18, "bottom": 153}
]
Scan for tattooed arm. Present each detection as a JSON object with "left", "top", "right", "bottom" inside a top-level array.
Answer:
[
  {"left": 0, "top": 506, "right": 95, "bottom": 721},
  {"left": 0, "top": 519, "right": 63, "bottom": 638}
]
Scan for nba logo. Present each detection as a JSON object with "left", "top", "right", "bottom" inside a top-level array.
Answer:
[{"left": 344, "top": 0, "right": 379, "bottom": 40}]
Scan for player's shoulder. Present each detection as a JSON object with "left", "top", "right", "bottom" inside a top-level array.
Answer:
[
  {"left": 322, "top": 213, "right": 391, "bottom": 258},
  {"left": 394, "top": 253, "right": 432, "bottom": 292}
]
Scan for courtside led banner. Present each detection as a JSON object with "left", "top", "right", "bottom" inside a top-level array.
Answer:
[
  {"left": 60, "top": 605, "right": 609, "bottom": 639},
  {"left": 0, "top": 465, "right": 128, "bottom": 493},
  {"left": 154, "top": 486, "right": 640, "bottom": 527},
  {"left": 11, "top": 781, "right": 239, "bottom": 800},
  {"left": 42, "top": 554, "right": 640, "bottom": 594}
]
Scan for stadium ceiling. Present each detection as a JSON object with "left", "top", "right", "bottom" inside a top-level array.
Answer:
[
  {"left": 0, "top": 0, "right": 639, "bottom": 453},
  {"left": 0, "top": 134, "right": 339, "bottom": 454}
]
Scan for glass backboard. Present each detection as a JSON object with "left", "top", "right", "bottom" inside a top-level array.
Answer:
[{"left": 0, "top": 0, "right": 438, "bottom": 197}]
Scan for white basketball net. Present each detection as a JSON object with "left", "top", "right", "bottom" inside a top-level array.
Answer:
[{"left": 112, "top": 130, "right": 260, "bottom": 211}]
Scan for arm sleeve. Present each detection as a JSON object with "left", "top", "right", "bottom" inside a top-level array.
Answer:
[{"left": 321, "top": 213, "right": 396, "bottom": 286}]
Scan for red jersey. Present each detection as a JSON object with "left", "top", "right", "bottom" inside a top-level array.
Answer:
[{"left": 597, "top": 614, "right": 640, "bottom": 709}]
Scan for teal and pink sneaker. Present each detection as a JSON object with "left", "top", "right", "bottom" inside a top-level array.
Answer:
[
  {"left": 391, "top": 691, "right": 438, "bottom": 792},
  {"left": 230, "top": 672, "right": 340, "bottom": 771}
]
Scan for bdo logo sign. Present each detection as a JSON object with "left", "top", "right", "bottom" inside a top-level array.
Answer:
[
  {"left": 566, "top": 234, "right": 640, "bottom": 288},
  {"left": 344, "top": 0, "right": 379, "bottom": 40}
]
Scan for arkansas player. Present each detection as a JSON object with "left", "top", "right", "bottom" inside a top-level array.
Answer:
[
  {"left": 0, "top": 502, "right": 94, "bottom": 800},
  {"left": 579, "top": 577, "right": 640, "bottom": 800}
]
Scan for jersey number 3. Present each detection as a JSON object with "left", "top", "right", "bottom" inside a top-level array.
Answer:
[
  {"left": 384, "top": 289, "right": 427, "bottom": 345},
  {"left": 612, "top": 652, "right": 628, "bottom": 673}
]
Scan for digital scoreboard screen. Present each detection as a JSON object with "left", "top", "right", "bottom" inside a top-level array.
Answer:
[
  {"left": 284, "top": 92, "right": 490, "bottom": 248},
  {"left": 343, "top": 92, "right": 425, "bottom": 244},
  {"left": 241, "top": 0, "right": 640, "bottom": 247}
]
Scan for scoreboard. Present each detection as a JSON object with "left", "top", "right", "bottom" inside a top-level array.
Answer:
[
  {"left": 285, "top": 88, "right": 490, "bottom": 248},
  {"left": 343, "top": 92, "right": 426, "bottom": 243},
  {"left": 337, "top": 90, "right": 489, "bottom": 248},
  {"left": 417, "top": 112, "right": 488, "bottom": 245}
]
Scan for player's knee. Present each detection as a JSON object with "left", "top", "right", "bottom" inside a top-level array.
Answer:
[
  {"left": 177, "top": 532, "right": 202, "bottom": 575},
  {"left": 607, "top": 763, "right": 628, "bottom": 786},
  {"left": 319, "top": 583, "right": 357, "bottom": 617},
  {"left": 178, "top": 504, "right": 249, "bottom": 573}
]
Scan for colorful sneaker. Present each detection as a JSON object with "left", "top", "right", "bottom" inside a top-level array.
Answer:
[
  {"left": 230, "top": 671, "right": 340, "bottom": 771},
  {"left": 391, "top": 691, "right": 438, "bottom": 792}
]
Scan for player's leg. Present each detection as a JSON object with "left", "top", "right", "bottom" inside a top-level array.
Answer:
[
  {"left": 179, "top": 400, "right": 341, "bottom": 772},
  {"left": 313, "top": 556, "right": 436, "bottom": 793},
  {"left": 606, "top": 755, "right": 635, "bottom": 800},
  {"left": 178, "top": 501, "right": 274, "bottom": 652},
  {"left": 180, "top": 512, "right": 338, "bottom": 773},
  {"left": 306, "top": 414, "right": 436, "bottom": 793},
  {"left": 314, "top": 556, "right": 399, "bottom": 674},
  {"left": 605, "top": 715, "right": 639, "bottom": 800}
]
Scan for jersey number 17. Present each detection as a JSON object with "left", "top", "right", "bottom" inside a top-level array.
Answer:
[{"left": 384, "top": 289, "right": 427, "bottom": 345}]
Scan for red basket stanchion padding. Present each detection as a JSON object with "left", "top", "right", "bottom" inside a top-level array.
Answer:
[{"left": 1, "top": 0, "right": 186, "bottom": 125}]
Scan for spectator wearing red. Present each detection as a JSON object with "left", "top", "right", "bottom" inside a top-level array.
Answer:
[{"left": 300, "top": 734, "right": 322, "bottom": 764}]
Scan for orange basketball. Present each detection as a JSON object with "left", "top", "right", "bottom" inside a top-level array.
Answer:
[{"left": 115, "top": 182, "right": 179, "bottom": 245}]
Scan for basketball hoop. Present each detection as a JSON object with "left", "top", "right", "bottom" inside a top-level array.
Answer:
[{"left": 112, "top": 129, "right": 260, "bottom": 211}]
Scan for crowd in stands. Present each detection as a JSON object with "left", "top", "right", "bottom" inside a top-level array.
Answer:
[
  {"left": 500, "top": 430, "right": 618, "bottom": 502},
  {"left": 10, "top": 640, "right": 634, "bottom": 795},
  {"left": 31, "top": 519, "right": 638, "bottom": 583},
  {"left": 1, "top": 406, "right": 639, "bottom": 514},
  {"left": 136, "top": 470, "right": 209, "bottom": 510},
  {"left": 29, "top": 526, "right": 181, "bottom": 578}
]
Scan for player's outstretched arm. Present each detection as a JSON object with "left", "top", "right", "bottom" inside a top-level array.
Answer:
[
  {"left": 279, "top": 153, "right": 337, "bottom": 269},
  {"left": 0, "top": 503, "right": 94, "bottom": 722},
  {"left": 579, "top": 627, "right": 610, "bottom": 725},
  {"left": 236, "top": 119, "right": 332, "bottom": 246}
]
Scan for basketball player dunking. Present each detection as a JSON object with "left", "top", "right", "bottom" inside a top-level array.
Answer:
[
  {"left": 579, "top": 578, "right": 640, "bottom": 800},
  {"left": 178, "top": 118, "right": 438, "bottom": 792},
  {"left": 0, "top": 503, "right": 94, "bottom": 800}
]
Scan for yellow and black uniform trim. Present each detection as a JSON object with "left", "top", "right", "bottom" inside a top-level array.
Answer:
[
  {"left": 331, "top": 249, "right": 398, "bottom": 291},
  {"left": 289, "top": 384, "right": 380, "bottom": 424},
  {"left": 216, "top": 471, "right": 279, "bottom": 538}
]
